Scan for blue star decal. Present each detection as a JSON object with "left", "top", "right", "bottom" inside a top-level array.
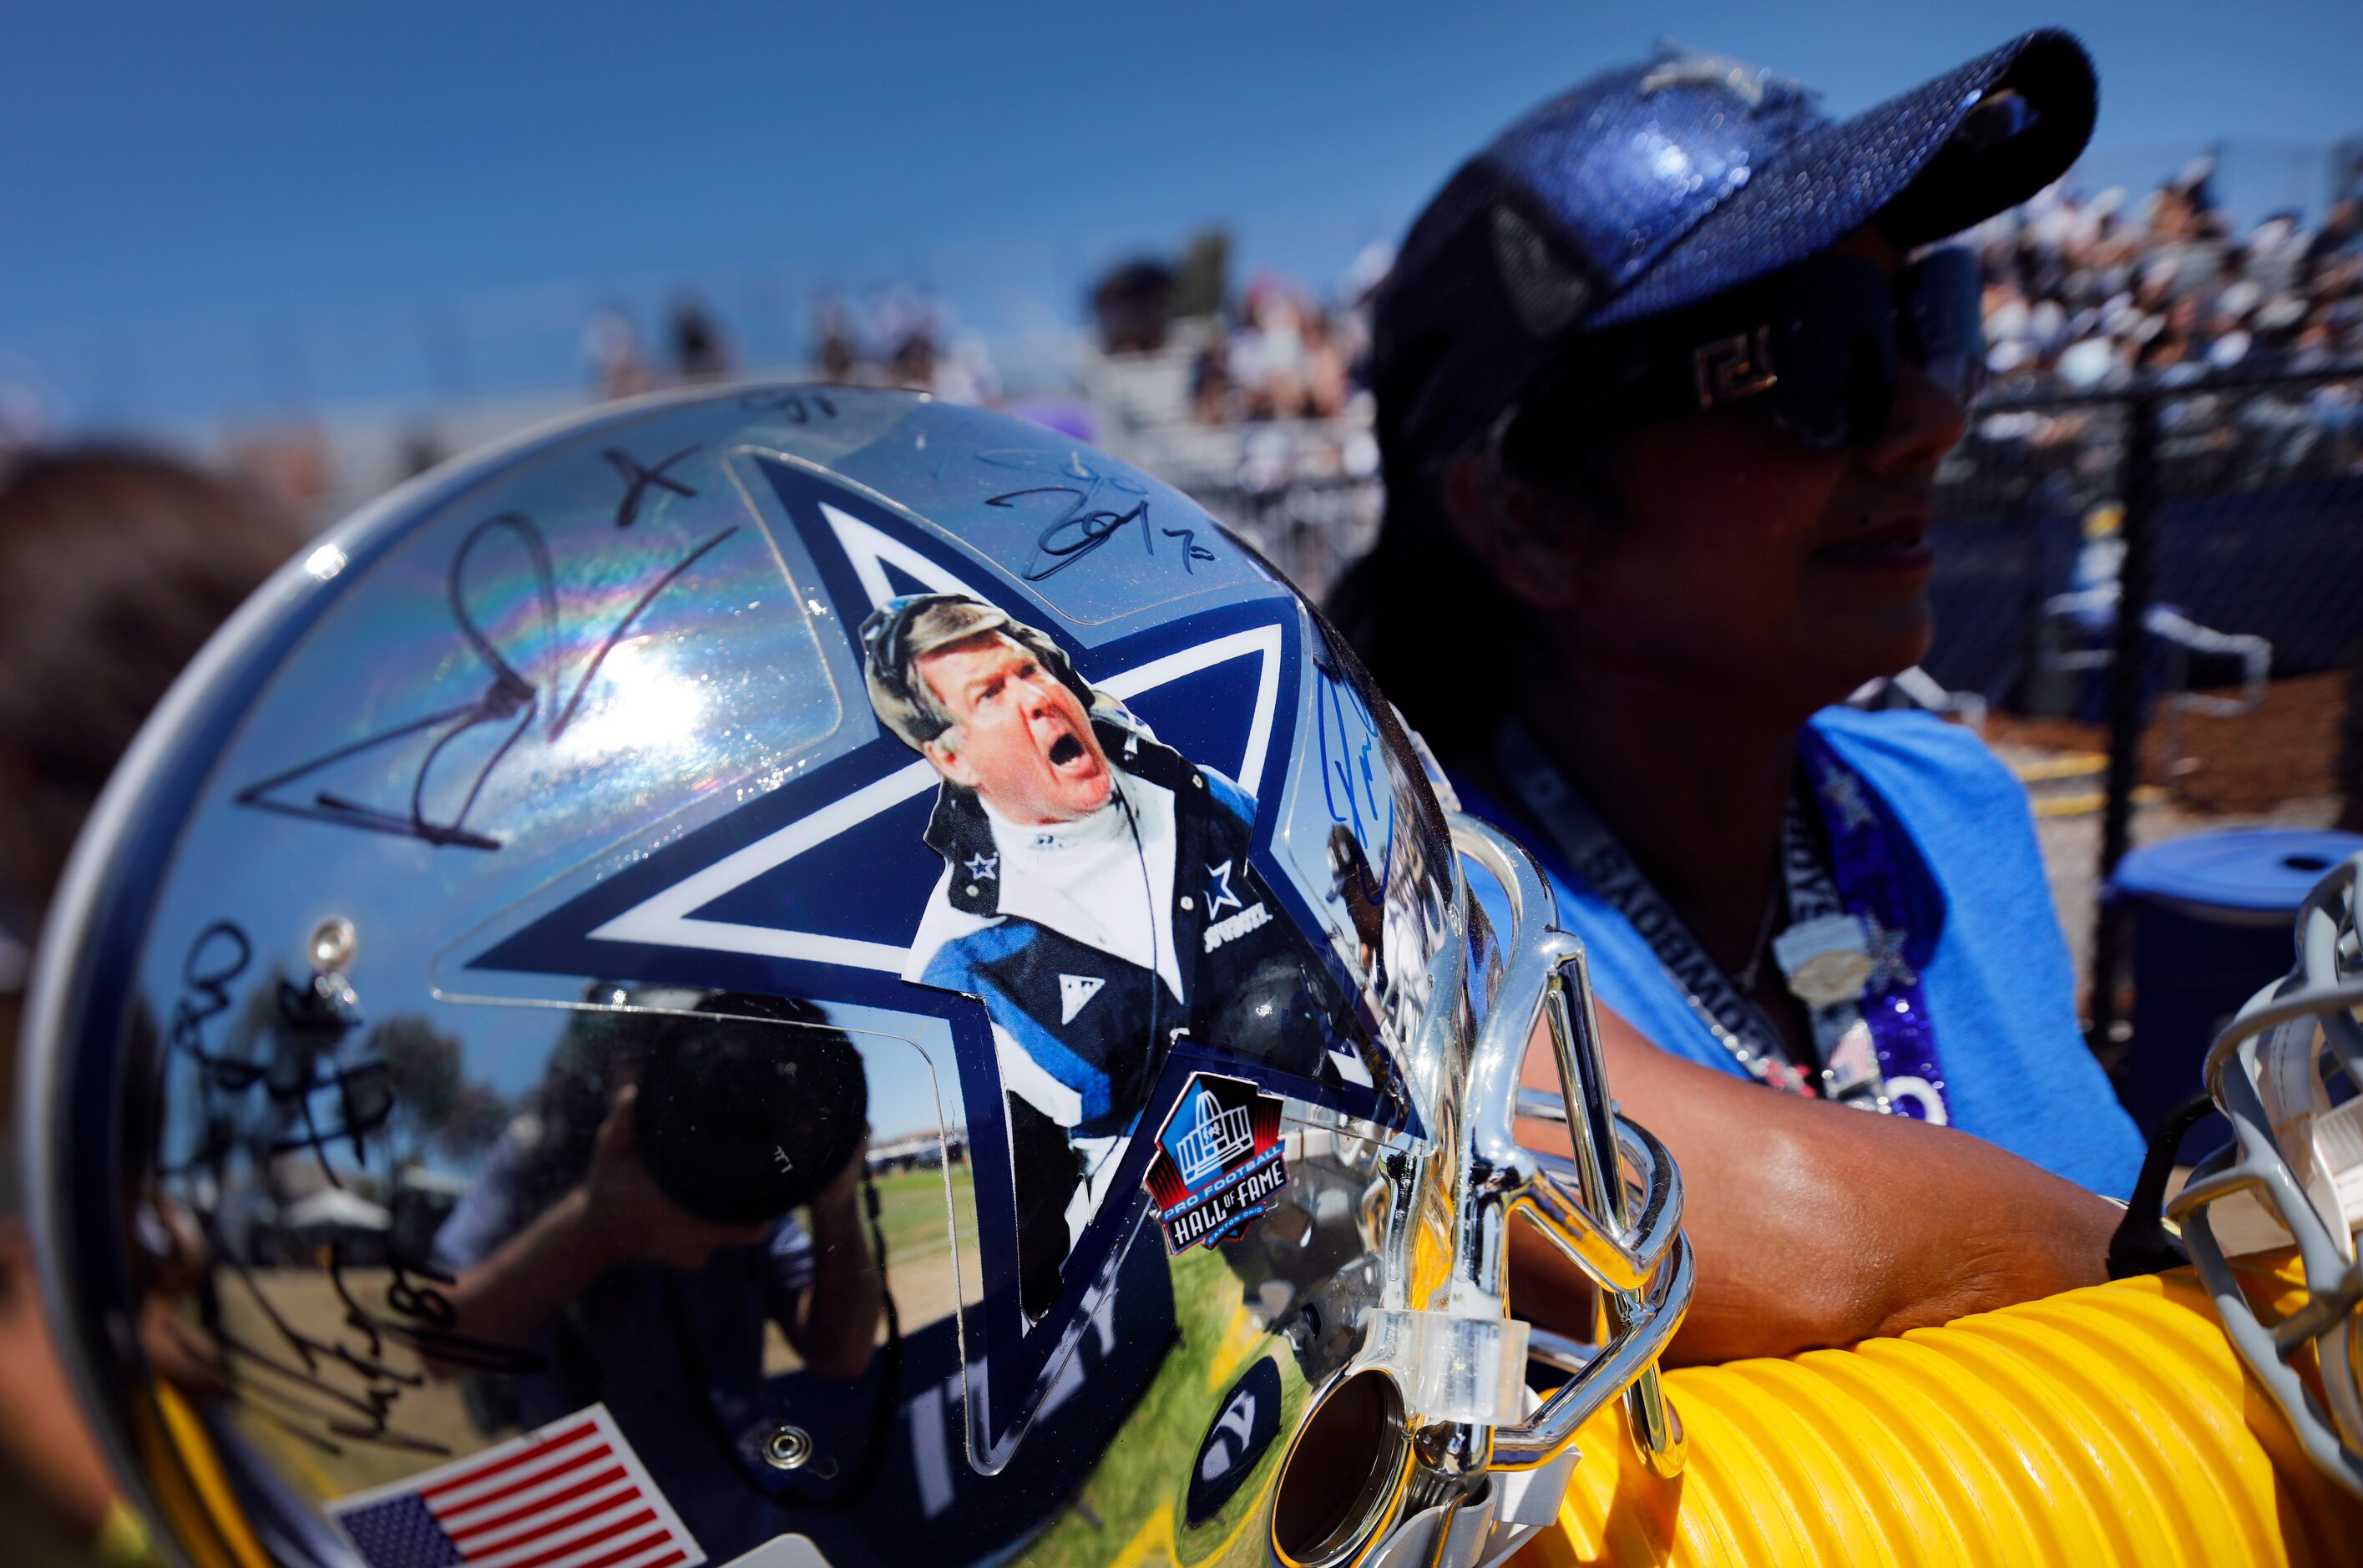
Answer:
[
  {"left": 964, "top": 851, "right": 999, "bottom": 883},
  {"left": 1203, "top": 859, "right": 1244, "bottom": 919},
  {"left": 1863, "top": 913, "right": 1918, "bottom": 992},
  {"left": 1820, "top": 770, "right": 1877, "bottom": 832}
]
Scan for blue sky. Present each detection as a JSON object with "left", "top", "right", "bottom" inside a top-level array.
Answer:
[{"left": 5, "top": 1, "right": 2356, "bottom": 424}]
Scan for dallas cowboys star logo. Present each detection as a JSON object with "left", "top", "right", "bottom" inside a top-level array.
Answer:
[
  {"left": 1863, "top": 913, "right": 1917, "bottom": 992},
  {"left": 456, "top": 443, "right": 1405, "bottom": 1464},
  {"left": 1203, "top": 859, "right": 1244, "bottom": 919},
  {"left": 1820, "top": 770, "right": 1877, "bottom": 833}
]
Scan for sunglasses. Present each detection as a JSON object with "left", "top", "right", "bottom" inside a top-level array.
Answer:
[{"left": 1513, "top": 246, "right": 1986, "bottom": 455}]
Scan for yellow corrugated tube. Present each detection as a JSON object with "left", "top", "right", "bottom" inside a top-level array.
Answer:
[{"left": 1515, "top": 1253, "right": 2363, "bottom": 1567}]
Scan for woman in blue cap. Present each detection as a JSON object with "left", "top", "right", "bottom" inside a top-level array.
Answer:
[{"left": 1334, "top": 31, "right": 2150, "bottom": 1362}]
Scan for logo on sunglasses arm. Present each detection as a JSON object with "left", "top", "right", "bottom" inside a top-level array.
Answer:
[{"left": 1693, "top": 327, "right": 1778, "bottom": 409}]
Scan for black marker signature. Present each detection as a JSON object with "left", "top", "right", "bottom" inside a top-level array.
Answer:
[
  {"left": 977, "top": 449, "right": 1216, "bottom": 583},
  {"left": 205, "top": 1242, "right": 440, "bottom": 1457},
  {"left": 158, "top": 920, "right": 375, "bottom": 1204},
  {"left": 265, "top": 1053, "right": 392, "bottom": 1190},
  {"left": 158, "top": 928, "right": 544, "bottom": 1456},
  {"left": 603, "top": 444, "right": 700, "bottom": 529},
  {"left": 156, "top": 919, "right": 397, "bottom": 1191},
  {"left": 330, "top": 1248, "right": 546, "bottom": 1378},
  {"left": 159, "top": 920, "right": 256, "bottom": 1185},
  {"left": 189, "top": 1190, "right": 544, "bottom": 1456},
  {"left": 168, "top": 921, "right": 251, "bottom": 1070},
  {"left": 235, "top": 513, "right": 739, "bottom": 851},
  {"left": 200, "top": 1234, "right": 544, "bottom": 1462},
  {"left": 1315, "top": 672, "right": 1394, "bottom": 909}
]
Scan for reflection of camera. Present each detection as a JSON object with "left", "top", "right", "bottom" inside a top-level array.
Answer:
[{"left": 631, "top": 994, "right": 868, "bottom": 1225}]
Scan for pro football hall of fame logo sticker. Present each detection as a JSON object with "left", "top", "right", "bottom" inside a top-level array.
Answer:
[{"left": 1144, "top": 1072, "right": 1289, "bottom": 1253}]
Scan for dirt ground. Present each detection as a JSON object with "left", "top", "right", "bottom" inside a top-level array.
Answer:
[
  {"left": 1987, "top": 669, "right": 2351, "bottom": 818},
  {"left": 1985, "top": 670, "right": 2355, "bottom": 995},
  {"left": 1984, "top": 676, "right": 2354, "bottom": 1252}
]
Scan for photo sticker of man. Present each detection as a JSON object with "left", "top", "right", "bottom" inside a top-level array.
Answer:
[{"left": 859, "top": 592, "right": 1360, "bottom": 1323}]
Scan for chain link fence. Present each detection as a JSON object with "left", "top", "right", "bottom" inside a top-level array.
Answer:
[
  {"left": 1926, "top": 368, "right": 2363, "bottom": 716},
  {"left": 1141, "top": 369, "right": 2363, "bottom": 1053},
  {"left": 1144, "top": 369, "right": 2363, "bottom": 721}
]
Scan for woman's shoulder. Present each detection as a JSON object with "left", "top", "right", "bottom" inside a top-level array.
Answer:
[{"left": 1808, "top": 706, "right": 2022, "bottom": 808}]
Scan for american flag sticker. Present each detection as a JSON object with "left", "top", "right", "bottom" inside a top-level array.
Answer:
[{"left": 327, "top": 1404, "right": 705, "bottom": 1568}]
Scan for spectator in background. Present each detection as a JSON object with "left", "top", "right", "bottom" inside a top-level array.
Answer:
[
  {"left": 584, "top": 305, "right": 651, "bottom": 400},
  {"left": 813, "top": 296, "right": 859, "bottom": 384},
  {"left": 1338, "top": 33, "right": 2148, "bottom": 1365},
  {"left": 0, "top": 451, "right": 294, "bottom": 1565},
  {"left": 1191, "top": 343, "right": 1238, "bottom": 426},
  {"left": 1090, "top": 259, "right": 1179, "bottom": 354},
  {"left": 1965, "top": 159, "right": 2362, "bottom": 392},
  {"left": 670, "top": 293, "right": 731, "bottom": 382},
  {"left": 802, "top": 289, "right": 996, "bottom": 403}
]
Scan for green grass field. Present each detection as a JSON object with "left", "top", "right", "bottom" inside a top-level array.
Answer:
[
  {"left": 1020, "top": 1251, "right": 1305, "bottom": 1568},
  {"left": 871, "top": 1159, "right": 976, "bottom": 1263}
]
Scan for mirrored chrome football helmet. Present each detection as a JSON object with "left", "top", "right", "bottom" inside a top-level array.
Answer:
[
  {"left": 23, "top": 387, "right": 1687, "bottom": 1568},
  {"left": 2171, "top": 847, "right": 2363, "bottom": 1499}
]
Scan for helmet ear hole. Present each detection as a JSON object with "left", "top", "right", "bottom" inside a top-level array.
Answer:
[{"left": 1272, "top": 1368, "right": 1409, "bottom": 1565}]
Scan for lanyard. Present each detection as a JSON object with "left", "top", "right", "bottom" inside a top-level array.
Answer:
[{"left": 1493, "top": 721, "right": 1949, "bottom": 1122}]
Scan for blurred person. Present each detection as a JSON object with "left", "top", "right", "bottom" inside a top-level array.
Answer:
[
  {"left": 669, "top": 292, "right": 731, "bottom": 382},
  {"left": 1229, "top": 276, "right": 1311, "bottom": 419},
  {"left": 1191, "top": 340, "right": 1238, "bottom": 425},
  {"left": 1961, "top": 158, "right": 2363, "bottom": 392},
  {"left": 2305, "top": 199, "right": 2362, "bottom": 287},
  {"left": 1299, "top": 303, "right": 1351, "bottom": 418},
  {"left": 888, "top": 326, "right": 939, "bottom": 392},
  {"left": 2133, "top": 292, "right": 2208, "bottom": 371},
  {"left": 1089, "top": 258, "right": 1179, "bottom": 354},
  {"left": 812, "top": 295, "right": 860, "bottom": 383},
  {"left": 0, "top": 450, "right": 293, "bottom": 1564},
  {"left": 584, "top": 304, "right": 651, "bottom": 399},
  {"left": 1336, "top": 33, "right": 2154, "bottom": 1364}
]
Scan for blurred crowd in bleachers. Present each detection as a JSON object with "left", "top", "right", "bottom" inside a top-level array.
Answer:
[
  {"left": 584, "top": 287, "right": 1004, "bottom": 406},
  {"left": 1968, "top": 159, "right": 2362, "bottom": 391},
  {"left": 4, "top": 149, "right": 2358, "bottom": 549},
  {"left": 1186, "top": 266, "right": 1373, "bottom": 425}
]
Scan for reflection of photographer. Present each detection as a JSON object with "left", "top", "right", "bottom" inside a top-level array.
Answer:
[{"left": 428, "top": 994, "right": 883, "bottom": 1551}]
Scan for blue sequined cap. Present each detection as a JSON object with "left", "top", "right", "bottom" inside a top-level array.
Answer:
[{"left": 1374, "top": 29, "right": 2097, "bottom": 461}]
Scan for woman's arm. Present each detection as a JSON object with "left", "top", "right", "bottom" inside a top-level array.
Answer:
[{"left": 1510, "top": 1007, "right": 2122, "bottom": 1366}]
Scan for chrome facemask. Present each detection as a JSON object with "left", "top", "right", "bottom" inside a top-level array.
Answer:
[{"left": 1272, "top": 816, "right": 1690, "bottom": 1566}]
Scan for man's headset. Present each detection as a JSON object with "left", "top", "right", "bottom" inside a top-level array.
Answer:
[{"left": 859, "top": 592, "right": 1097, "bottom": 748}]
